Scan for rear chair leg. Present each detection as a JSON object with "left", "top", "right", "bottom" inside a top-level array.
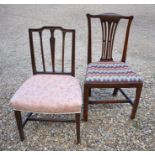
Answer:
[
  {"left": 89, "top": 88, "right": 91, "bottom": 97},
  {"left": 112, "top": 88, "right": 119, "bottom": 96},
  {"left": 14, "top": 111, "right": 24, "bottom": 141},
  {"left": 131, "top": 85, "right": 142, "bottom": 119},
  {"left": 75, "top": 113, "right": 80, "bottom": 144}
]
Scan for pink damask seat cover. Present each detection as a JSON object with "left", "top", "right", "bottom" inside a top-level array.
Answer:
[{"left": 10, "top": 75, "right": 82, "bottom": 114}]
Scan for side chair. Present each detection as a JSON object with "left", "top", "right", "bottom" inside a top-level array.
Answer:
[
  {"left": 83, "top": 13, "right": 143, "bottom": 121},
  {"left": 10, "top": 26, "right": 82, "bottom": 144}
]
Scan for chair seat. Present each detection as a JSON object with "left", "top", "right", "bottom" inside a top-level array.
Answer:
[
  {"left": 85, "top": 61, "right": 143, "bottom": 83},
  {"left": 10, "top": 75, "right": 82, "bottom": 114}
]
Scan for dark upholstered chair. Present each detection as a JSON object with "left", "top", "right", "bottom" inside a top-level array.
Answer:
[
  {"left": 83, "top": 13, "right": 143, "bottom": 121},
  {"left": 10, "top": 26, "right": 82, "bottom": 144}
]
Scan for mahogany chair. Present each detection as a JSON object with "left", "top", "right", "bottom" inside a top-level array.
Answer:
[
  {"left": 83, "top": 13, "right": 143, "bottom": 121},
  {"left": 10, "top": 26, "right": 82, "bottom": 144}
]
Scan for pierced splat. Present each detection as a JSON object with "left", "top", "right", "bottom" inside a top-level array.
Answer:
[{"left": 100, "top": 18, "right": 120, "bottom": 61}]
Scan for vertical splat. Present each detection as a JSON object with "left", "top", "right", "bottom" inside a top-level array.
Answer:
[
  {"left": 62, "top": 31, "right": 66, "bottom": 72},
  {"left": 100, "top": 18, "right": 120, "bottom": 61},
  {"left": 39, "top": 31, "right": 46, "bottom": 72},
  {"left": 50, "top": 29, "right": 55, "bottom": 72}
]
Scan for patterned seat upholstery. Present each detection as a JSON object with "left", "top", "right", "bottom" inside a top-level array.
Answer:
[
  {"left": 10, "top": 75, "right": 82, "bottom": 114},
  {"left": 85, "top": 61, "right": 143, "bottom": 83}
]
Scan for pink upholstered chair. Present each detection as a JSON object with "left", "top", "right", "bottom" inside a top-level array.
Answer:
[{"left": 10, "top": 26, "right": 82, "bottom": 144}]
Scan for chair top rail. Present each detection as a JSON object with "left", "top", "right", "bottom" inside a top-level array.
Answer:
[
  {"left": 87, "top": 13, "right": 133, "bottom": 20},
  {"left": 29, "top": 26, "right": 75, "bottom": 33}
]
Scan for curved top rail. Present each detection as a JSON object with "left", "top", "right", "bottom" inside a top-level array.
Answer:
[
  {"left": 87, "top": 13, "right": 133, "bottom": 20},
  {"left": 29, "top": 26, "right": 75, "bottom": 32}
]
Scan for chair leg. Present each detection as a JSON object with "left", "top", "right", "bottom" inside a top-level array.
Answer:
[
  {"left": 112, "top": 88, "right": 119, "bottom": 96},
  {"left": 89, "top": 88, "right": 91, "bottom": 97},
  {"left": 131, "top": 85, "right": 142, "bottom": 119},
  {"left": 75, "top": 113, "right": 80, "bottom": 144},
  {"left": 83, "top": 85, "right": 89, "bottom": 121},
  {"left": 14, "top": 111, "right": 24, "bottom": 141}
]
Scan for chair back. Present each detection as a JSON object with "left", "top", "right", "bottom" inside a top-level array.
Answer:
[
  {"left": 29, "top": 26, "right": 75, "bottom": 76},
  {"left": 87, "top": 13, "right": 133, "bottom": 63}
]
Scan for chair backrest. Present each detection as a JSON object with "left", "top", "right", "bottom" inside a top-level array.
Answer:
[
  {"left": 29, "top": 26, "right": 75, "bottom": 76},
  {"left": 87, "top": 13, "right": 133, "bottom": 63}
]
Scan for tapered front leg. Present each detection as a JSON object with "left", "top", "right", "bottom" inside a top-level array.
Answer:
[
  {"left": 14, "top": 111, "right": 24, "bottom": 141},
  {"left": 75, "top": 113, "right": 80, "bottom": 144},
  {"left": 131, "top": 85, "right": 143, "bottom": 119},
  {"left": 83, "top": 85, "right": 89, "bottom": 121}
]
